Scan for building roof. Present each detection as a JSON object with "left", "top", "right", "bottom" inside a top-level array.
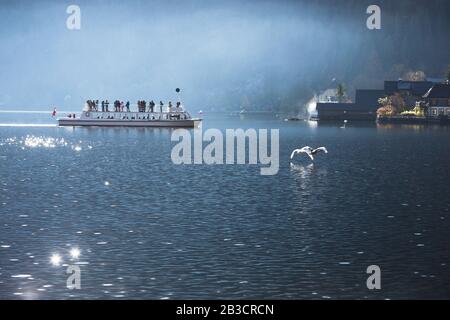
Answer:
[
  {"left": 355, "top": 89, "right": 385, "bottom": 111},
  {"left": 384, "top": 80, "right": 433, "bottom": 96},
  {"left": 423, "top": 84, "right": 450, "bottom": 99},
  {"left": 426, "top": 77, "right": 446, "bottom": 83}
]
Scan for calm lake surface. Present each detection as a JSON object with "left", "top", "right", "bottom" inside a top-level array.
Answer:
[{"left": 0, "top": 111, "right": 449, "bottom": 299}]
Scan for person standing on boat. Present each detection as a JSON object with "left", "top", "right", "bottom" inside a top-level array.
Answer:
[
  {"left": 101, "top": 100, "right": 105, "bottom": 112},
  {"left": 105, "top": 100, "right": 109, "bottom": 112},
  {"left": 120, "top": 101, "right": 124, "bottom": 112},
  {"left": 126, "top": 101, "right": 130, "bottom": 112},
  {"left": 168, "top": 101, "right": 173, "bottom": 113},
  {"left": 143, "top": 100, "right": 147, "bottom": 113},
  {"left": 149, "top": 100, "right": 155, "bottom": 113},
  {"left": 159, "top": 101, "right": 164, "bottom": 113}
]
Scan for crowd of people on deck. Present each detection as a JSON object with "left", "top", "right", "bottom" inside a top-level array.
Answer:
[{"left": 85, "top": 99, "right": 184, "bottom": 113}]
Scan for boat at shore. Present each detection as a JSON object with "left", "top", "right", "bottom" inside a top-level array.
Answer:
[{"left": 58, "top": 110, "right": 201, "bottom": 127}]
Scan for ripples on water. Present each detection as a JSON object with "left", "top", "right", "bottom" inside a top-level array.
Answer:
[{"left": 0, "top": 113, "right": 450, "bottom": 299}]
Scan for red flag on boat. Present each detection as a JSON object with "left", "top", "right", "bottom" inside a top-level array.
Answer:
[{"left": 51, "top": 108, "right": 57, "bottom": 117}]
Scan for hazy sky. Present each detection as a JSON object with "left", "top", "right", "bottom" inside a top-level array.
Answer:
[{"left": 0, "top": 0, "right": 448, "bottom": 110}]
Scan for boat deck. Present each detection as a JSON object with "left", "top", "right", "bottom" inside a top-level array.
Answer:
[{"left": 58, "top": 111, "right": 201, "bottom": 127}]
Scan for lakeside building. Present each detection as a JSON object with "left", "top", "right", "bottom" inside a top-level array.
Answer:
[
  {"left": 316, "top": 89, "right": 385, "bottom": 120},
  {"left": 317, "top": 88, "right": 339, "bottom": 103},
  {"left": 384, "top": 80, "right": 434, "bottom": 97},
  {"left": 423, "top": 83, "right": 450, "bottom": 117},
  {"left": 316, "top": 79, "right": 446, "bottom": 121}
]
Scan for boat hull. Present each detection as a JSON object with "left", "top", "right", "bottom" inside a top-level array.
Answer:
[{"left": 58, "top": 118, "right": 201, "bottom": 128}]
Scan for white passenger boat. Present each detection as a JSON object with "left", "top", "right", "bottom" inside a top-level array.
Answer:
[{"left": 58, "top": 110, "right": 201, "bottom": 127}]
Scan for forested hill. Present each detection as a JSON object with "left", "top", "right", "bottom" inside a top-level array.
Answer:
[
  {"left": 241, "top": 0, "right": 450, "bottom": 114},
  {"left": 0, "top": 0, "right": 449, "bottom": 112}
]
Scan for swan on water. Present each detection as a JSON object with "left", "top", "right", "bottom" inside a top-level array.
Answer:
[{"left": 290, "top": 146, "right": 328, "bottom": 160}]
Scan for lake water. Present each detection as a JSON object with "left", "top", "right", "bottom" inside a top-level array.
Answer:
[{"left": 0, "top": 111, "right": 449, "bottom": 299}]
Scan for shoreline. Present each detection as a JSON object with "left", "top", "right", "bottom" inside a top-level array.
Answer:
[{"left": 377, "top": 115, "right": 450, "bottom": 125}]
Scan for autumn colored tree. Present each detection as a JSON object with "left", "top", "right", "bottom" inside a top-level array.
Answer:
[
  {"left": 403, "top": 70, "right": 427, "bottom": 81},
  {"left": 377, "top": 97, "right": 395, "bottom": 116},
  {"left": 391, "top": 93, "right": 407, "bottom": 113}
]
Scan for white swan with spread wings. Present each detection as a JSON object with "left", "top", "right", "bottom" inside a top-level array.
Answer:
[{"left": 290, "top": 146, "right": 328, "bottom": 160}]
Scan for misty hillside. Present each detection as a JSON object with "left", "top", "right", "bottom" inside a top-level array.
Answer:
[{"left": 0, "top": 0, "right": 449, "bottom": 112}]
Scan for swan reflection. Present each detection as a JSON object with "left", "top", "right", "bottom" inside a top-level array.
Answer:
[
  {"left": 290, "top": 162, "right": 328, "bottom": 191},
  {"left": 290, "top": 162, "right": 315, "bottom": 179}
]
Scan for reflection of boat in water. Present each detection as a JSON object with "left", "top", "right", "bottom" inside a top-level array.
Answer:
[{"left": 58, "top": 110, "right": 201, "bottom": 128}]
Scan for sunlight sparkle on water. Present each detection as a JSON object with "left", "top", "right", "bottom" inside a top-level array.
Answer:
[
  {"left": 70, "top": 248, "right": 81, "bottom": 259},
  {"left": 23, "top": 135, "right": 66, "bottom": 148},
  {"left": 50, "top": 253, "right": 62, "bottom": 266}
]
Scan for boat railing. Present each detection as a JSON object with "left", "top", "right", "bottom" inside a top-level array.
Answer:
[{"left": 79, "top": 111, "right": 191, "bottom": 120}]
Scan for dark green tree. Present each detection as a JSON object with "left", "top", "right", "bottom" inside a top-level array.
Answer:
[{"left": 336, "top": 83, "right": 346, "bottom": 103}]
